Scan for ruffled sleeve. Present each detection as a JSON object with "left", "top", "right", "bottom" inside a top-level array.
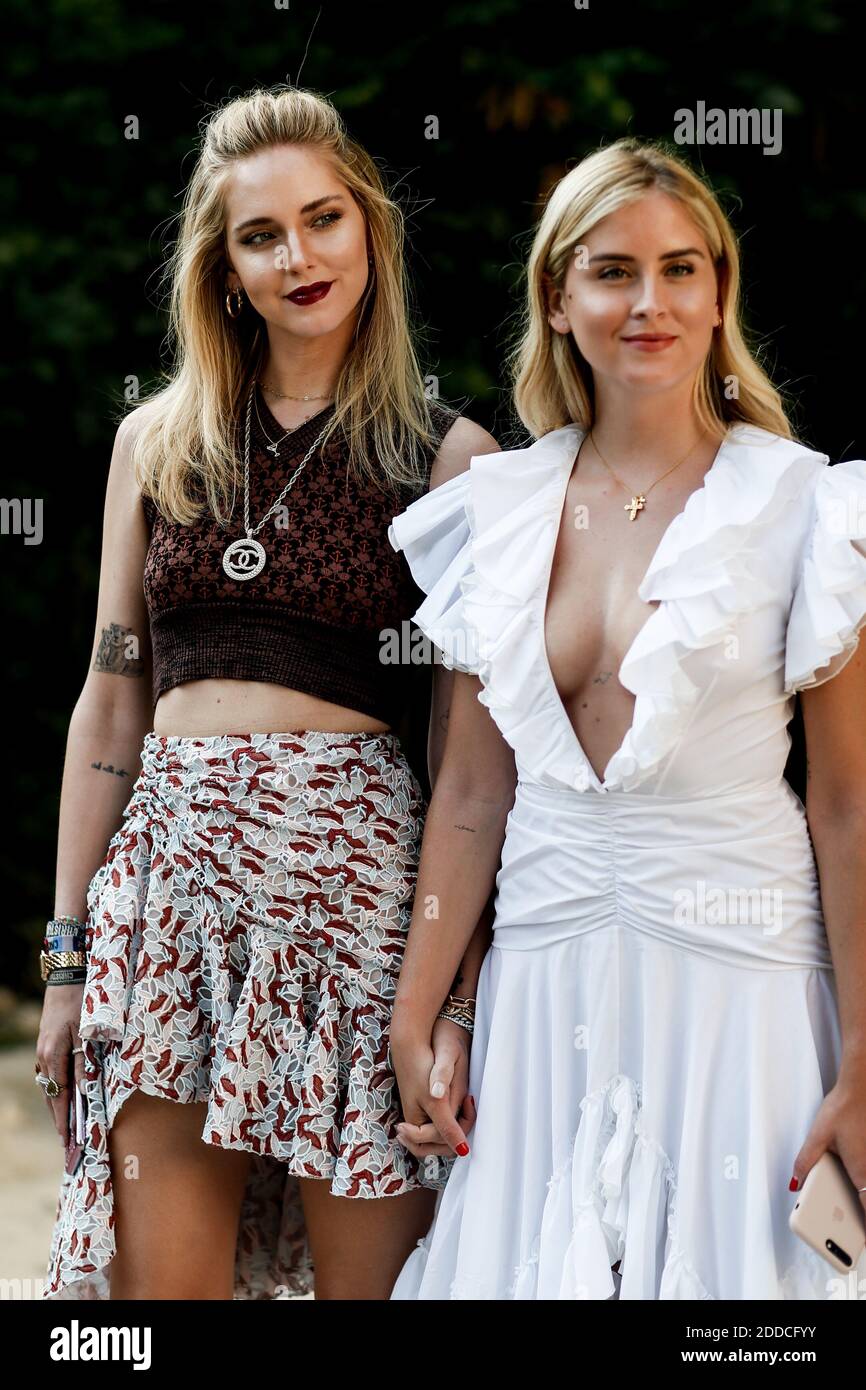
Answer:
[
  {"left": 784, "top": 458, "right": 866, "bottom": 693},
  {"left": 388, "top": 470, "right": 484, "bottom": 675}
]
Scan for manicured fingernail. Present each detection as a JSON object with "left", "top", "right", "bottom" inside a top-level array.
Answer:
[
  {"left": 789, "top": 1175, "right": 799, "bottom": 1191},
  {"left": 431, "top": 1082, "right": 446, "bottom": 1098},
  {"left": 456, "top": 1142, "right": 469, "bottom": 1156}
]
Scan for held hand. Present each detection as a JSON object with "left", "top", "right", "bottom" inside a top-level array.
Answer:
[
  {"left": 791, "top": 1063, "right": 866, "bottom": 1219},
  {"left": 392, "top": 1018, "right": 477, "bottom": 1159},
  {"left": 36, "top": 985, "right": 86, "bottom": 1148}
]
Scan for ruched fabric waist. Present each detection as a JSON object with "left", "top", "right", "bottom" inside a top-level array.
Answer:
[
  {"left": 130, "top": 730, "right": 418, "bottom": 857},
  {"left": 491, "top": 777, "right": 833, "bottom": 969}
]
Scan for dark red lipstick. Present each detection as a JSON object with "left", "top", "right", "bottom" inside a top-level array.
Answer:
[{"left": 285, "top": 281, "right": 333, "bottom": 306}]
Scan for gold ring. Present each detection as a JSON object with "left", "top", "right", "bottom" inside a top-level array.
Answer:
[{"left": 35, "top": 1073, "right": 66, "bottom": 1098}]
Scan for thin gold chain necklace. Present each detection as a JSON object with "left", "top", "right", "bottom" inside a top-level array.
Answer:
[
  {"left": 589, "top": 429, "right": 707, "bottom": 521},
  {"left": 253, "top": 387, "right": 330, "bottom": 457},
  {"left": 258, "top": 377, "right": 334, "bottom": 401}
]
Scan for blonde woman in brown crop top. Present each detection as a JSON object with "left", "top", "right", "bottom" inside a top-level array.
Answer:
[{"left": 37, "top": 84, "right": 499, "bottom": 1302}]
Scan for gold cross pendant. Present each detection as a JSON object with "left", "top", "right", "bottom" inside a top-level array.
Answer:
[{"left": 624, "top": 494, "right": 646, "bottom": 521}]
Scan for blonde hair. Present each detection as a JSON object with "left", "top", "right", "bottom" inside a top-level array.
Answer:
[
  {"left": 129, "top": 84, "right": 440, "bottom": 525},
  {"left": 509, "top": 136, "right": 795, "bottom": 443}
]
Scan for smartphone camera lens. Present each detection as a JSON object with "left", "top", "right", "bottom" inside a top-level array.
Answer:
[{"left": 825, "top": 1239, "right": 853, "bottom": 1267}]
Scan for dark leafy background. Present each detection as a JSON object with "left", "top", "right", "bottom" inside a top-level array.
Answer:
[{"left": 3, "top": 0, "right": 861, "bottom": 996}]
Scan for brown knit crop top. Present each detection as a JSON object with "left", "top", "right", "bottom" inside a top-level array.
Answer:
[{"left": 142, "top": 394, "right": 460, "bottom": 724}]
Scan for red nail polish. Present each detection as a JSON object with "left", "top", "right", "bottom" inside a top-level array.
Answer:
[
  {"left": 456, "top": 1141, "right": 469, "bottom": 1156},
  {"left": 469, "top": 1095, "right": 475, "bottom": 1106},
  {"left": 789, "top": 1175, "right": 799, "bottom": 1191}
]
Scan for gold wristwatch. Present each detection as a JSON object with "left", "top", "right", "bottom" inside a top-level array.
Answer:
[{"left": 40, "top": 950, "right": 88, "bottom": 981}]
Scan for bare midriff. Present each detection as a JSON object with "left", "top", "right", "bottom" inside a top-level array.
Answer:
[{"left": 152, "top": 679, "right": 391, "bottom": 738}]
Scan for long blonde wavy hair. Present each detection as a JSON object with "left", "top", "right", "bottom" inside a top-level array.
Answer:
[
  {"left": 129, "top": 85, "right": 441, "bottom": 525},
  {"left": 509, "top": 136, "right": 796, "bottom": 443}
]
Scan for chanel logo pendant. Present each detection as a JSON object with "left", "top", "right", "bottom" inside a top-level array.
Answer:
[{"left": 222, "top": 537, "right": 266, "bottom": 580}]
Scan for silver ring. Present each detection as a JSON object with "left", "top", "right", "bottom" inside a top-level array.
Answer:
[{"left": 71, "top": 1046, "right": 84, "bottom": 1055}]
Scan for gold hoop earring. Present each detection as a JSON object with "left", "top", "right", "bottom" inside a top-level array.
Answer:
[{"left": 226, "top": 287, "right": 244, "bottom": 319}]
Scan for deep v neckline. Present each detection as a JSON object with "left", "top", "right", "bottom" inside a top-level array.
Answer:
[{"left": 538, "top": 425, "right": 733, "bottom": 791}]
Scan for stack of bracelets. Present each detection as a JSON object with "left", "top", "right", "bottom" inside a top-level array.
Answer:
[
  {"left": 40, "top": 915, "right": 88, "bottom": 986},
  {"left": 435, "top": 993, "right": 476, "bottom": 1035}
]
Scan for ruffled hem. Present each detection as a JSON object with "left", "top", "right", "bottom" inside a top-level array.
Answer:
[
  {"left": 784, "top": 457, "right": 866, "bottom": 692},
  {"left": 78, "top": 820, "right": 450, "bottom": 1191},
  {"left": 44, "top": 1040, "right": 316, "bottom": 1302},
  {"left": 397, "top": 1075, "right": 712, "bottom": 1300},
  {"left": 501, "top": 1075, "right": 712, "bottom": 1300},
  {"left": 398, "top": 1072, "right": 847, "bottom": 1301},
  {"left": 391, "top": 931, "right": 859, "bottom": 1301}
]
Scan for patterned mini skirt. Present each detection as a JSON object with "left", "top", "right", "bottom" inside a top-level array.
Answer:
[{"left": 43, "top": 728, "right": 452, "bottom": 1301}]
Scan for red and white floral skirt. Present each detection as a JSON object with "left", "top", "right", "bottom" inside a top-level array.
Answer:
[{"left": 44, "top": 729, "right": 451, "bottom": 1300}]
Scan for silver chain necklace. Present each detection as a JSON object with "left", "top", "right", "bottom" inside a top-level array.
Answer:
[{"left": 222, "top": 386, "right": 332, "bottom": 581}]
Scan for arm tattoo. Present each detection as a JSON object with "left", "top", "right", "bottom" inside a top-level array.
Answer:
[
  {"left": 93, "top": 622, "right": 144, "bottom": 677},
  {"left": 90, "top": 759, "right": 130, "bottom": 778}
]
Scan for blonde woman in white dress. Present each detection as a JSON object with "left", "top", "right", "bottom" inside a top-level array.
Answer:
[{"left": 384, "top": 137, "right": 866, "bottom": 1299}]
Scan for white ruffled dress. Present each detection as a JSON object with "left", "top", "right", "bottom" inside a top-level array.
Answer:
[{"left": 386, "top": 422, "right": 866, "bottom": 1300}]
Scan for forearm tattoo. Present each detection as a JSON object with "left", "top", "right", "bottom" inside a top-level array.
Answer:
[
  {"left": 90, "top": 759, "right": 130, "bottom": 778},
  {"left": 93, "top": 622, "right": 144, "bottom": 677}
]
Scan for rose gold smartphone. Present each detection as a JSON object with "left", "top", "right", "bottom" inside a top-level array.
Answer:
[{"left": 788, "top": 1151, "right": 866, "bottom": 1274}]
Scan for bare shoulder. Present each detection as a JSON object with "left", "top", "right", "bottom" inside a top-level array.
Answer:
[
  {"left": 109, "top": 400, "right": 162, "bottom": 501},
  {"left": 429, "top": 413, "right": 500, "bottom": 491},
  {"left": 114, "top": 399, "right": 160, "bottom": 455}
]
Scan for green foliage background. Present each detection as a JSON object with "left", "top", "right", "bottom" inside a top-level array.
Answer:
[{"left": 3, "top": 0, "right": 861, "bottom": 996}]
